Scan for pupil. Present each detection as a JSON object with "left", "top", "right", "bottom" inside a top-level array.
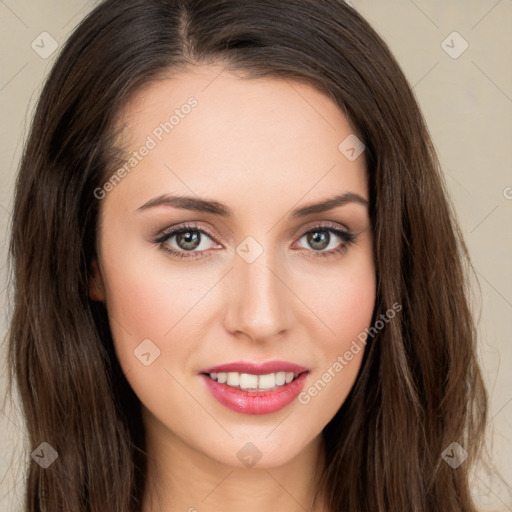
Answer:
[
  {"left": 308, "top": 230, "right": 329, "bottom": 250},
  {"left": 177, "top": 231, "right": 200, "bottom": 250}
]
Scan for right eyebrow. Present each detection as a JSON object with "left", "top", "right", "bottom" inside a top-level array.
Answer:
[{"left": 135, "top": 194, "right": 231, "bottom": 216}]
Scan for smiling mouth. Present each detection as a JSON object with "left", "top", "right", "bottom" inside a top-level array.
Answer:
[{"left": 201, "top": 370, "right": 308, "bottom": 392}]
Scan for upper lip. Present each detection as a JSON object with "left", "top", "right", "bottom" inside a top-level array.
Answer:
[{"left": 200, "top": 360, "right": 310, "bottom": 376}]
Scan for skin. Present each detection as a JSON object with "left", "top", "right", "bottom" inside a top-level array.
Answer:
[{"left": 90, "top": 64, "right": 376, "bottom": 512}]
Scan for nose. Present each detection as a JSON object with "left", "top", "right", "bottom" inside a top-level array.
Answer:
[{"left": 222, "top": 246, "right": 294, "bottom": 343}]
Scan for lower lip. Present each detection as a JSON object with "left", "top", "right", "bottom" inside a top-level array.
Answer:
[{"left": 201, "top": 372, "right": 309, "bottom": 415}]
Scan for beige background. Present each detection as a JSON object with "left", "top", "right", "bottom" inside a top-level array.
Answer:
[{"left": 0, "top": 1, "right": 511, "bottom": 510}]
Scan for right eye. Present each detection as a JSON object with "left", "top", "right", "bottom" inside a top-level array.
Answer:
[{"left": 154, "top": 223, "right": 221, "bottom": 260}]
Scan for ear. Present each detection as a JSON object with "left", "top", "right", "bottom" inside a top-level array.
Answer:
[{"left": 89, "top": 259, "right": 105, "bottom": 301}]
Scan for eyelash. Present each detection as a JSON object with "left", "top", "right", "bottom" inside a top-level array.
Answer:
[{"left": 154, "top": 222, "right": 356, "bottom": 261}]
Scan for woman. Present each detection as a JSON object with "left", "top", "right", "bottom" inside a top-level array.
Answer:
[{"left": 7, "top": 0, "right": 488, "bottom": 510}]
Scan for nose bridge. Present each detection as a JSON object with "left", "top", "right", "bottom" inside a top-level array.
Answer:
[{"left": 223, "top": 238, "right": 292, "bottom": 341}]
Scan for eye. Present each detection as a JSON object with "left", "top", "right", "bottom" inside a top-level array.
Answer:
[
  {"left": 154, "top": 223, "right": 219, "bottom": 260},
  {"left": 294, "top": 224, "right": 356, "bottom": 258},
  {"left": 154, "top": 222, "right": 356, "bottom": 260}
]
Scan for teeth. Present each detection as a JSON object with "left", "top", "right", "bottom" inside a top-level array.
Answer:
[
  {"left": 239, "top": 373, "right": 259, "bottom": 389},
  {"left": 226, "top": 372, "right": 240, "bottom": 387},
  {"left": 275, "top": 372, "right": 286, "bottom": 386},
  {"left": 208, "top": 371, "right": 299, "bottom": 391},
  {"left": 259, "top": 373, "right": 277, "bottom": 389}
]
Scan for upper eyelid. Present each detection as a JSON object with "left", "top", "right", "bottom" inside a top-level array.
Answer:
[{"left": 156, "top": 223, "right": 217, "bottom": 244}]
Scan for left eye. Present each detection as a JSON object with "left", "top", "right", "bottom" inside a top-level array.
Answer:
[{"left": 297, "top": 228, "right": 347, "bottom": 252}]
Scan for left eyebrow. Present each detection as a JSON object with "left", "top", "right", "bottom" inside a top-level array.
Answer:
[
  {"left": 291, "top": 192, "right": 368, "bottom": 217},
  {"left": 135, "top": 191, "right": 368, "bottom": 216}
]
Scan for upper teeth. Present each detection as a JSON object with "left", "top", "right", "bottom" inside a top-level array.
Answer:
[{"left": 209, "top": 371, "right": 296, "bottom": 390}]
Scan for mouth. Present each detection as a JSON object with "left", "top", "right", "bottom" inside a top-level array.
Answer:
[
  {"left": 198, "top": 361, "right": 310, "bottom": 415},
  {"left": 201, "top": 370, "right": 307, "bottom": 392}
]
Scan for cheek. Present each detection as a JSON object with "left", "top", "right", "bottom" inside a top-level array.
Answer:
[
  {"left": 301, "top": 245, "right": 376, "bottom": 349},
  {"left": 101, "top": 247, "right": 218, "bottom": 361},
  {"left": 321, "top": 268, "right": 376, "bottom": 345},
  {"left": 99, "top": 213, "right": 221, "bottom": 341},
  {"left": 100, "top": 250, "right": 218, "bottom": 418},
  {"left": 294, "top": 251, "right": 375, "bottom": 418}
]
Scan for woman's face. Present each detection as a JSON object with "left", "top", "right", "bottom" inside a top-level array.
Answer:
[{"left": 92, "top": 64, "right": 375, "bottom": 468}]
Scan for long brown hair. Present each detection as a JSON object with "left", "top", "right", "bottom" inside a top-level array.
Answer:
[{"left": 7, "top": 0, "right": 488, "bottom": 510}]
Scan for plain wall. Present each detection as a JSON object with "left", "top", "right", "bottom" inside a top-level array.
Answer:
[{"left": 1, "top": 1, "right": 511, "bottom": 510}]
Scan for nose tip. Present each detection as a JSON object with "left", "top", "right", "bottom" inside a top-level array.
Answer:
[{"left": 222, "top": 254, "right": 292, "bottom": 343}]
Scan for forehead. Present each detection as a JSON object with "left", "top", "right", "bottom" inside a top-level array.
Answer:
[{"left": 106, "top": 64, "right": 368, "bottom": 218}]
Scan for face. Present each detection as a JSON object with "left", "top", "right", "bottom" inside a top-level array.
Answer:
[{"left": 91, "top": 64, "right": 375, "bottom": 469}]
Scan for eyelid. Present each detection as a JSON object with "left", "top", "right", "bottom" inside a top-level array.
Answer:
[
  {"left": 154, "top": 222, "right": 221, "bottom": 245},
  {"left": 295, "top": 220, "right": 351, "bottom": 238}
]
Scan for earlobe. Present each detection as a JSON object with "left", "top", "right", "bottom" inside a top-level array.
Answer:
[{"left": 89, "top": 259, "right": 105, "bottom": 301}]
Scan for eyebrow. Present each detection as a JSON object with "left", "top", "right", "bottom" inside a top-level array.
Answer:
[{"left": 135, "top": 191, "right": 368, "bottom": 217}]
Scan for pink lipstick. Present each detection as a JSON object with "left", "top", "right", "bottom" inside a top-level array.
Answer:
[{"left": 199, "top": 360, "right": 310, "bottom": 415}]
